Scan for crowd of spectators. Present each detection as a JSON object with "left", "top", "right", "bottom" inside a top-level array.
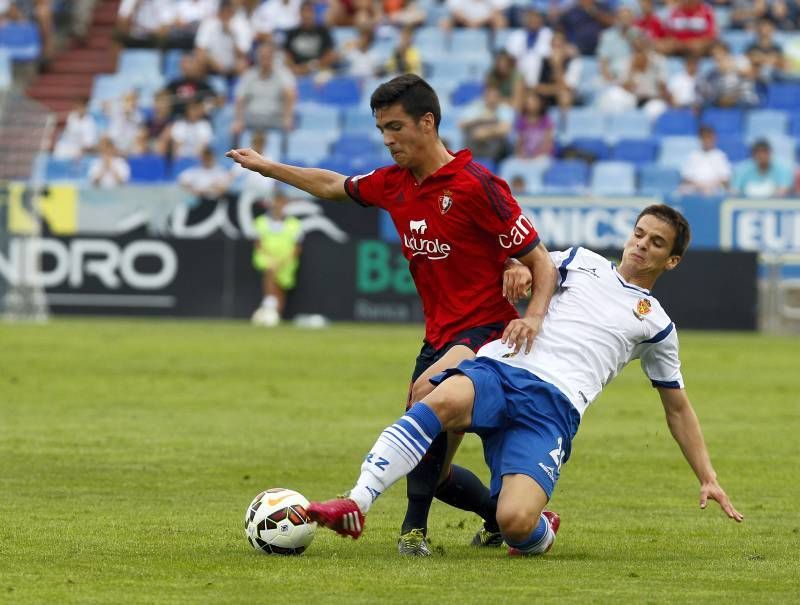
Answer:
[{"left": 39, "top": 0, "right": 800, "bottom": 198}]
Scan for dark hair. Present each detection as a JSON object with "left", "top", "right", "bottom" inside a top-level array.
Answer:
[
  {"left": 698, "top": 124, "right": 716, "bottom": 137},
  {"left": 636, "top": 204, "right": 691, "bottom": 257},
  {"left": 370, "top": 74, "right": 441, "bottom": 130},
  {"left": 752, "top": 138, "right": 771, "bottom": 153}
]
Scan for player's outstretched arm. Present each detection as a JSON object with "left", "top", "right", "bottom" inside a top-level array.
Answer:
[
  {"left": 226, "top": 148, "right": 349, "bottom": 201},
  {"left": 658, "top": 387, "right": 744, "bottom": 522},
  {"left": 501, "top": 242, "right": 557, "bottom": 354}
]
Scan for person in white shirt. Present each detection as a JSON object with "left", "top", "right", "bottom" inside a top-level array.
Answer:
[
  {"left": 116, "top": 0, "right": 174, "bottom": 47},
  {"left": 106, "top": 91, "right": 144, "bottom": 155},
  {"left": 442, "top": 0, "right": 509, "bottom": 31},
  {"left": 194, "top": 0, "right": 252, "bottom": 77},
  {"left": 680, "top": 125, "right": 732, "bottom": 196},
  {"left": 505, "top": 8, "right": 553, "bottom": 63},
  {"left": 89, "top": 137, "right": 131, "bottom": 188},
  {"left": 250, "top": 0, "right": 301, "bottom": 44},
  {"left": 53, "top": 97, "right": 98, "bottom": 160},
  {"left": 168, "top": 99, "right": 213, "bottom": 158},
  {"left": 667, "top": 55, "right": 699, "bottom": 108},
  {"left": 178, "top": 146, "right": 231, "bottom": 199},
  {"left": 305, "top": 205, "right": 743, "bottom": 555}
]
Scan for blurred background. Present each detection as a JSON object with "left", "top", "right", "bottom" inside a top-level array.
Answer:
[{"left": 0, "top": 0, "right": 798, "bottom": 332}]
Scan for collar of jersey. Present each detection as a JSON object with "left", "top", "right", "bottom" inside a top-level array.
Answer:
[
  {"left": 610, "top": 263, "right": 651, "bottom": 295},
  {"left": 420, "top": 148, "right": 472, "bottom": 182}
]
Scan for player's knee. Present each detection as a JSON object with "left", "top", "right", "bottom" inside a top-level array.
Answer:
[{"left": 496, "top": 506, "right": 537, "bottom": 543}]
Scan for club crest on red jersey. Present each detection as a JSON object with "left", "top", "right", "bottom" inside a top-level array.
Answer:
[
  {"left": 439, "top": 190, "right": 453, "bottom": 215},
  {"left": 633, "top": 298, "right": 651, "bottom": 320}
]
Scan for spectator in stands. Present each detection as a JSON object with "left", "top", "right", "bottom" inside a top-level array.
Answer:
[
  {"left": 680, "top": 125, "right": 731, "bottom": 195},
  {"left": 106, "top": 90, "right": 144, "bottom": 156},
  {"left": 88, "top": 137, "right": 131, "bottom": 189},
  {"left": 0, "top": 0, "right": 21, "bottom": 22},
  {"left": 342, "top": 21, "right": 381, "bottom": 78},
  {"left": 144, "top": 89, "right": 173, "bottom": 153},
  {"left": 382, "top": 25, "right": 422, "bottom": 77},
  {"left": 178, "top": 146, "right": 232, "bottom": 199},
  {"left": 167, "top": 99, "right": 214, "bottom": 158},
  {"left": 558, "top": 0, "right": 614, "bottom": 56},
  {"left": 598, "top": 36, "right": 669, "bottom": 119},
  {"left": 232, "top": 42, "right": 296, "bottom": 139},
  {"left": 659, "top": 0, "right": 716, "bottom": 57},
  {"left": 505, "top": 8, "right": 552, "bottom": 64},
  {"left": 667, "top": 55, "right": 700, "bottom": 108},
  {"left": 194, "top": 0, "right": 252, "bottom": 78},
  {"left": 513, "top": 90, "right": 554, "bottom": 161},
  {"left": 697, "top": 42, "right": 758, "bottom": 107},
  {"left": 53, "top": 97, "right": 97, "bottom": 160},
  {"left": 730, "top": 0, "right": 769, "bottom": 30},
  {"left": 520, "top": 29, "right": 582, "bottom": 111},
  {"left": 441, "top": 0, "right": 509, "bottom": 32},
  {"left": 250, "top": 0, "right": 302, "bottom": 44},
  {"left": 747, "top": 18, "right": 786, "bottom": 84},
  {"left": 165, "top": 54, "right": 220, "bottom": 118},
  {"left": 383, "top": 0, "right": 426, "bottom": 29},
  {"left": 326, "top": 0, "right": 381, "bottom": 27},
  {"left": 459, "top": 83, "right": 514, "bottom": 163},
  {"left": 509, "top": 174, "right": 527, "bottom": 196},
  {"left": 283, "top": 1, "right": 337, "bottom": 77},
  {"left": 166, "top": 0, "right": 218, "bottom": 49},
  {"left": 485, "top": 50, "right": 523, "bottom": 109},
  {"left": 766, "top": 0, "right": 800, "bottom": 31},
  {"left": 11, "top": 0, "right": 54, "bottom": 64},
  {"left": 732, "top": 139, "right": 792, "bottom": 198},
  {"left": 597, "top": 6, "right": 638, "bottom": 84},
  {"left": 115, "top": 0, "right": 172, "bottom": 48},
  {"left": 636, "top": 0, "right": 665, "bottom": 43}
]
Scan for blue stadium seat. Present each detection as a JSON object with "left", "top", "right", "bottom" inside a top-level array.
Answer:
[
  {"left": 591, "top": 161, "right": 636, "bottom": 196},
  {"left": 332, "top": 27, "right": 357, "bottom": 47},
  {"left": 473, "top": 157, "right": 497, "bottom": 173},
  {"left": 296, "top": 102, "right": 340, "bottom": 131},
  {"left": 721, "top": 30, "right": 754, "bottom": 56},
  {"left": 611, "top": 138, "right": 658, "bottom": 166},
  {"left": 451, "top": 29, "right": 490, "bottom": 54},
  {"left": 317, "top": 76, "right": 361, "bottom": 107},
  {"left": 498, "top": 157, "right": 551, "bottom": 185},
  {"left": 285, "top": 130, "right": 337, "bottom": 163},
  {"left": 562, "top": 108, "right": 605, "bottom": 141},
  {"left": 0, "top": 22, "right": 41, "bottom": 61},
  {"left": 438, "top": 126, "right": 463, "bottom": 150},
  {"left": 576, "top": 57, "right": 599, "bottom": 102},
  {"left": 700, "top": 108, "right": 743, "bottom": 135},
  {"left": 658, "top": 135, "right": 700, "bottom": 169},
  {"left": 89, "top": 74, "right": 132, "bottom": 109},
  {"left": 318, "top": 155, "right": 354, "bottom": 175},
  {"left": 716, "top": 135, "right": 749, "bottom": 163},
  {"left": 163, "top": 49, "right": 185, "bottom": 80},
  {"left": 607, "top": 110, "right": 651, "bottom": 141},
  {"left": 169, "top": 157, "right": 199, "bottom": 179},
  {"left": 414, "top": 26, "right": 448, "bottom": 55},
  {"left": 653, "top": 109, "right": 698, "bottom": 136},
  {"left": 766, "top": 83, "right": 800, "bottom": 110},
  {"left": 118, "top": 49, "right": 162, "bottom": 76},
  {"left": 342, "top": 106, "right": 375, "bottom": 133},
  {"left": 429, "top": 57, "right": 486, "bottom": 83},
  {"left": 450, "top": 81, "right": 483, "bottom": 106},
  {"left": 331, "top": 134, "right": 378, "bottom": 157},
  {"left": 565, "top": 137, "right": 609, "bottom": 160},
  {"left": 0, "top": 49, "right": 10, "bottom": 89},
  {"left": 638, "top": 164, "right": 682, "bottom": 196},
  {"left": 128, "top": 154, "right": 167, "bottom": 182},
  {"left": 543, "top": 159, "right": 589, "bottom": 191},
  {"left": 295, "top": 76, "right": 318, "bottom": 103},
  {"left": 44, "top": 156, "right": 92, "bottom": 181},
  {"left": 746, "top": 109, "right": 789, "bottom": 138}
]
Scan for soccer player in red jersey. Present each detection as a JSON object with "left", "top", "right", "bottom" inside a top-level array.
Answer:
[{"left": 227, "top": 74, "right": 557, "bottom": 556}]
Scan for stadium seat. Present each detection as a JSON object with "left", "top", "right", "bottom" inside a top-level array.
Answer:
[
  {"left": 562, "top": 108, "right": 606, "bottom": 141},
  {"left": 89, "top": 74, "right": 133, "bottom": 109},
  {"left": 285, "top": 130, "right": 337, "bottom": 163},
  {"left": 450, "top": 81, "right": 483, "bottom": 106},
  {"left": 451, "top": 29, "right": 490, "bottom": 54},
  {"left": 747, "top": 133, "right": 796, "bottom": 163},
  {"left": 118, "top": 49, "right": 162, "bottom": 76},
  {"left": 332, "top": 27, "right": 357, "bottom": 48},
  {"left": 317, "top": 76, "right": 361, "bottom": 107},
  {"left": 611, "top": 138, "right": 658, "bottom": 166},
  {"left": 607, "top": 109, "right": 651, "bottom": 141},
  {"left": 658, "top": 136, "right": 700, "bottom": 169},
  {"left": 296, "top": 102, "right": 340, "bottom": 131},
  {"left": 0, "top": 22, "right": 41, "bottom": 61},
  {"left": 638, "top": 164, "right": 682, "bottom": 196},
  {"left": 295, "top": 77, "right": 318, "bottom": 103},
  {"left": 746, "top": 109, "right": 789, "bottom": 138},
  {"left": 653, "top": 109, "right": 698, "bottom": 136},
  {"left": 766, "top": 82, "right": 800, "bottom": 110},
  {"left": 498, "top": 157, "right": 550, "bottom": 183},
  {"left": 576, "top": 57, "right": 600, "bottom": 102},
  {"left": 472, "top": 157, "right": 497, "bottom": 173},
  {"left": 591, "top": 161, "right": 636, "bottom": 196},
  {"left": 45, "top": 155, "right": 96, "bottom": 181},
  {"left": 0, "top": 50, "right": 10, "bottom": 89},
  {"left": 542, "top": 159, "right": 589, "bottom": 191},
  {"left": 493, "top": 28, "right": 514, "bottom": 52},
  {"left": 438, "top": 126, "right": 463, "bottom": 150},
  {"left": 700, "top": 108, "right": 743, "bottom": 135},
  {"left": 564, "top": 137, "right": 609, "bottom": 161},
  {"left": 128, "top": 154, "right": 167, "bottom": 182},
  {"left": 342, "top": 106, "right": 375, "bottom": 133},
  {"left": 163, "top": 49, "right": 185, "bottom": 81},
  {"left": 331, "top": 134, "right": 378, "bottom": 157},
  {"left": 318, "top": 155, "right": 354, "bottom": 175},
  {"left": 169, "top": 156, "right": 199, "bottom": 179},
  {"left": 716, "top": 135, "right": 749, "bottom": 163},
  {"left": 428, "top": 57, "right": 486, "bottom": 83},
  {"left": 721, "top": 30, "right": 754, "bottom": 56},
  {"left": 414, "top": 26, "right": 448, "bottom": 55}
]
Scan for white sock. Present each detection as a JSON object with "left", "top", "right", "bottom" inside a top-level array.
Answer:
[
  {"left": 262, "top": 295, "right": 278, "bottom": 310},
  {"left": 348, "top": 403, "right": 442, "bottom": 513}
]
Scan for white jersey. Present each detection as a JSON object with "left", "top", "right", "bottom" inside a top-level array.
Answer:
[{"left": 478, "top": 247, "right": 684, "bottom": 417}]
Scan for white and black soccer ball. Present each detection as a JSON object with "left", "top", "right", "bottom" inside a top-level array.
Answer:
[{"left": 244, "top": 488, "right": 316, "bottom": 555}]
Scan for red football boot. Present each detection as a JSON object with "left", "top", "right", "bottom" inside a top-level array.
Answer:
[
  {"left": 508, "top": 510, "right": 560, "bottom": 556},
  {"left": 307, "top": 498, "right": 365, "bottom": 539}
]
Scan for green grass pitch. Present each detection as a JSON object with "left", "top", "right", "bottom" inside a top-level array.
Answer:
[{"left": 1, "top": 319, "right": 799, "bottom": 604}]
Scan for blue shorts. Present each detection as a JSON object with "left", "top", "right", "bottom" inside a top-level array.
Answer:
[{"left": 431, "top": 357, "right": 581, "bottom": 500}]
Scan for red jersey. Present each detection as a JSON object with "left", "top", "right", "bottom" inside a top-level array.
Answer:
[
  {"left": 664, "top": 3, "right": 715, "bottom": 41},
  {"left": 344, "top": 149, "right": 540, "bottom": 349},
  {"left": 636, "top": 15, "right": 666, "bottom": 40}
]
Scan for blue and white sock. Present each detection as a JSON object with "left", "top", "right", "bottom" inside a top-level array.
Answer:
[
  {"left": 348, "top": 403, "right": 442, "bottom": 513},
  {"left": 505, "top": 514, "right": 554, "bottom": 555}
]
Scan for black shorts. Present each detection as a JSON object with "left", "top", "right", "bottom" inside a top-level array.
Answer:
[{"left": 410, "top": 322, "right": 507, "bottom": 383}]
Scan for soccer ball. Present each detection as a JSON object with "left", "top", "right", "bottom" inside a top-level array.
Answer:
[{"left": 244, "top": 488, "right": 316, "bottom": 555}]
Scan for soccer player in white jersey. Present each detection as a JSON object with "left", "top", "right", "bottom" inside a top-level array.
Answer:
[{"left": 307, "top": 204, "right": 744, "bottom": 554}]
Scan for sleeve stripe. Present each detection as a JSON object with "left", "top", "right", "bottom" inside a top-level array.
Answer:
[
  {"left": 464, "top": 162, "right": 513, "bottom": 222},
  {"left": 651, "top": 379, "right": 681, "bottom": 389},
  {"left": 643, "top": 322, "right": 674, "bottom": 344},
  {"left": 512, "top": 236, "right": 539, "bottom": 259},
  {"left": 558, "top": 246, "right": 579, "bottom": 285},
  {"left": 343, "top": 175, "right": 370, "bottom": 207}
]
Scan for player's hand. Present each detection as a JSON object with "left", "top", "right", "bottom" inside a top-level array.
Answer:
[
  {"left": 226, "top": 148, "right": 269, "bottom": 174},
  {"left": 502, "top": 263, "right": 532, "bottom": 303},
  {"left": 700, "top": 479, "right": 743, "bottom": 522},
  {"left": 501, "top": 316, "right": 542, "bottom": 355}
]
